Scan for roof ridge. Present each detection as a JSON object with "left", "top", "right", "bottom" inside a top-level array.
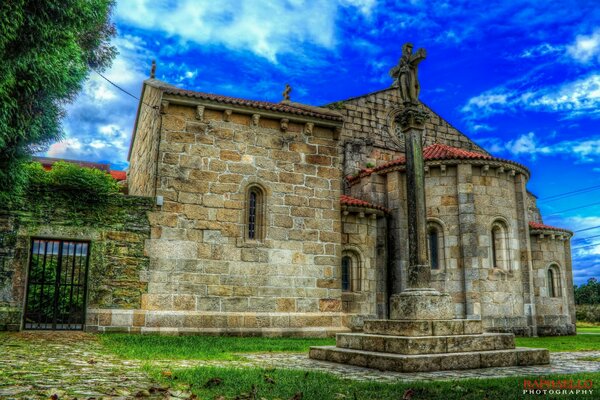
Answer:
[{"left": 160, "top": 85, "right": 343, "bottom": 121}]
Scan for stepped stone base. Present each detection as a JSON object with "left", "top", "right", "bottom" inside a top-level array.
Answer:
[
  {"left": 309, "top": 317, "right": 550, "bottom": 372},
  {"left": 309, "top": 346, "right": 550, "bottom": 372},
  {"left": 336, "top": 332, "right": 514, "bottom": 354}
]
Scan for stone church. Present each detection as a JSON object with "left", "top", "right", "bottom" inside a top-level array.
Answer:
[{"left": 0, "top": 60, "right": 575, "bottom": 336}]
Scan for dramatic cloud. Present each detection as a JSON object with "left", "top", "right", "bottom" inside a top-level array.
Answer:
[
  {"left": 43, "top": 34, "right": 152, "bottom": 169},
  {"left": 115, "top": 0, "right": 374, "bottom": 62},
  {"left": 567, "top": 29, "right": 600, "bottom": 64},
  {"left": 462, "top": 73, "right": 600, "bottom": 121},
  {"left": 482, "top": 132, "right": 600, "bottom": 163}
]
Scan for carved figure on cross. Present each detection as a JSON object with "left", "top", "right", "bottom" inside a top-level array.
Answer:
[
  {"left": 389, "top": 43, "right": 427, "bottom": 105},
  {"left": 282, "top": 83, "right": 292, "bottom": 101}
]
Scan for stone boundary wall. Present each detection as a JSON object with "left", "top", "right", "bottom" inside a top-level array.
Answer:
[{"left": 0, "top": 191, "right": 153, "bottom": 331}]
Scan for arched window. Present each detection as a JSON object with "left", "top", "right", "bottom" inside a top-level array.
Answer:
[
  {"left": 246, "top": 185, "right": 265, "bottom": 240},
  {"left": 341, "top": 256, "right": 351, "bottom": 292},
  {"left": 341, "top": 250, "right": 362, "bottom": 292},
  {"left": 427, "top": 221, "right": 444, "bottom": 270},
  {"left": 491, "top": 220, "right": 509, "bottom": 270},
  {"left": 548, "top": 264, "right": 562, "bottom": 297}
]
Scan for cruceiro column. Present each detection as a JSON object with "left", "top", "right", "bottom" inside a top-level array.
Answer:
[
  {"left": 309, "top": 44, "right": 550, "bottom": 371},
  {"left": 388, "top": 42, "right": 453, "bottom": 320}
]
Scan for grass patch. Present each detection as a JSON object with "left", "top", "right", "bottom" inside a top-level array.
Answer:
[
  {"left": 516, "top": 334, "right": 600, "bottom": 352},
  {"left": 577, "top": 322, "right": 600, "bottom": 328},
  {"left": 577, "top": 326, "right": 600, "bottom": 334},
  {"left": 578, "top": 356, "right": 600, "bottom": 362},
  {"left": 151, "top": 366, "right": 600, "bottom": 400},
  {"left": 99, "top": 334, "right": 335, "bottom": 360}
]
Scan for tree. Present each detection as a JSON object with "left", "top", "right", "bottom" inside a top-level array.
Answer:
[
  {"left": 0, "top": 0, "right": 116, "bottom": 196},
  {"left": 574, "top": 278, "right": 600, "bottom": 305}
]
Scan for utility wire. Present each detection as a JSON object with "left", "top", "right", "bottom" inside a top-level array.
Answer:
[
  {"left": 574, "top": 225, "right": 600, "bottom": 233},
  {"left": 546, "top": 201, "right": 600, "bottom": 216},
  {"left": 91, "top": 68, "right": 159, "bottom": 112},
  {"left": 539, "top": 184, "right": 600, "bottom": 203},
  {"left": 572, "top": 233, "right": 600, "bottom": 243},
  {"left": 573, "top": 242, "right": 600, "bottom": 251}
]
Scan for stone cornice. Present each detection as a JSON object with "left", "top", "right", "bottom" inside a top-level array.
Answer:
[
  {"left": 377, "top": 158, "right": 529, "bottom": 178},
  {"left": 162, "top": 93, "right": 343, "bottom": 129}
]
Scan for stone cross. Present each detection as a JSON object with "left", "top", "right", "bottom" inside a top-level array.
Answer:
[
  {"left": 390, "top": 44, "right": 454, "bottom": 321},
  {"left": 150, "top": 60, "right": 156, "bottom": 79},
  {"left": 389, "top": 43, "right": 426, "bottom": 106},
  {"left": 282, "top": 84, "right": 292, "bottom": 101}
]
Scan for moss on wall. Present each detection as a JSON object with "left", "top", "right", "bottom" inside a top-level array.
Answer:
[{"left": 0, "top": 189, "right": 153, "bottom": 330}]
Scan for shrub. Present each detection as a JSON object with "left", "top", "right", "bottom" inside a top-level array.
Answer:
[
  {"left": 576, "top": 304, "right": 600, "bottom": 323},
  {"left": 25, "top": 161, "right": 120, "bottom": 202}
]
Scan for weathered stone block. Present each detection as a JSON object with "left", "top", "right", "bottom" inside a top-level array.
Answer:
[{"left": 390, "top": 292, "right": 454, "bottom": 320}]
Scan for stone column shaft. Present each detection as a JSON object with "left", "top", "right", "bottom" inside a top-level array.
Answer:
[{"left": 403, "top": 124, "right": 430, "bottom": 289}]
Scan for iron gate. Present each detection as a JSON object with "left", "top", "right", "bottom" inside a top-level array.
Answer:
[{"left": 23, "top": 239, "right": 90, "bottom": 330}]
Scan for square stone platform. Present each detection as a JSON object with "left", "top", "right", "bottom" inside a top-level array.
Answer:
[{"left": 309, "top": 319, "right": 549, "bottom": 372}]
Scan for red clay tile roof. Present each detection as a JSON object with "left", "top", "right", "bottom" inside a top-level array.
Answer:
[
  {"left": 347, "top": 143, "right": 528, "bottom": 185},
  {"left": 110, "top": 170, "right": 127, "bottom": 181},
  {"left": 33, "top": 156, "right": 126, "bottom": 181},
  {"left": 340, "top": 195, "right": 390, "bottom": 213},
  {"left": 373, "top": 143, "right": 492, "bottom": 172},
  {"left": 529, "top": 221, "right": 573, "bottom": 234},
  {"left": 34, "top": 156, "right": 111, "bottom": 172},
  {"left": 163, "top": 87, "right": 344, "bottom": 122}
]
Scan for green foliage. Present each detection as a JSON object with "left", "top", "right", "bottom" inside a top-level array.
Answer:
[
  {"left": 575, "top": 278, "right": 600, "bottom": 305},
  {"left": 576, "top": 304, "right": 600, "bottom": 323},
  {"left": 365, "top": 162, "right": 375, "bottom": 168},
  {"left": 100, "top": 335, "right": 336, "bottom": 360},
  {"left": 325, "top": 101, "right": 346, "bottom": 110},
  {"left": 0, "top": 1, "right": 116, "bottom": 193},
  {"left": 25, "top": 161, "right": 120, "bottom": 201}
]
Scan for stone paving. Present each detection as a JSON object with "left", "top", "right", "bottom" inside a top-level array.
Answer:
[
  {"left": 0, "top": 332, "right": 192, "bottom": 399},
  {"left": 1, "top": 332, "right": 600, "bottom": 399},
  {"left": 242, "top": 351, "right": 600, "bottom": 382}
]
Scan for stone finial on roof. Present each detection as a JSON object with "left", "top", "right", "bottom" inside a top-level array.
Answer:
[
  {"left": 150, "top": 60, "right": 156, "bottom": 79},
  {"left": 282, "top": 83, "right": 292, "bottom": 102}
]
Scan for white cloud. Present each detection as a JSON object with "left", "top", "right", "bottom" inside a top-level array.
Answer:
[
  {"left": 567, "top": 29, "right": 600, "bottom": 64},
  {"left": 520, "top": 43, "right": 563, "bottom": 59},
  {"left": 115, "top": 0, "right": 372, "bottom": 62},
  {"left": 486, "top": 131, "right": 600, "bottom": 163},
  {"left": 40, "top": 33, "right": 151, "bottom": 169},
  {"left": 462, "top": 73, "right": 600, "bottom": 120}
]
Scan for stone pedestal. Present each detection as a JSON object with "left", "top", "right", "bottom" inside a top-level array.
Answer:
[
  {"left": 309, "top": 319, "right": 550, "bottom": 372},
  {"left": 389, "top": 290, "right": 454, "bottom": 320}
]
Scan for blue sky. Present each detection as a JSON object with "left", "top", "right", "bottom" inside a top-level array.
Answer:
[{"left": 47, "top": 0, "right": 600, "bottom": 284}]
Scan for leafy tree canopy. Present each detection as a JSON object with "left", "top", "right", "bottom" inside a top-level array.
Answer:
[
  {"left": 575, "top": 278, "right": 600, "bottom": 305},
  {"left": 0, "top": 0, "right": 116, "bottom": 196}
]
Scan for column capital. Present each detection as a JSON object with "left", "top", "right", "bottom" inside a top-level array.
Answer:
[{"left": 397, "top": 106, "right": 430, "bottom": 131}]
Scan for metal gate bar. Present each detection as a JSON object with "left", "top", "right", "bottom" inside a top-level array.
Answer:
[{"left": 24, "top": 239, "right": 90, "bottom": 330}]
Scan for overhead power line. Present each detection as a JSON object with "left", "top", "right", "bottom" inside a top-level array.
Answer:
[
  {"left": 546, "top": 201, "right": 600, "bottom": 216},
  {"left": 539, "top": 184, "right": 600, "bottom": 203},
  {"left": 574, "top": 225, "right": 600, "bottom": 233},
  {"left": 572, "top": 233, "right": 600, "bottom": 243},
  {"left": 573, "top": 241, "right": 600, "bottom": 251},
  {"left": 91, "top": 69, "right": 159, "bottom": 112}
]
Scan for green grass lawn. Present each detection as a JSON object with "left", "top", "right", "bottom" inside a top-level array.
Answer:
[
  {"left": 102, "top": 331, "right": 600, "bottom": 360},
  {"left": 99, "top": 334, "right": 335, "bottom": 360},
  {"left": 99, "top": 333, "right": 600, "bottom": 399},
  {"left": 577, "top": 326, "right": 600, "bottom": 334},
  {"left": 150, "top": 367, "right": 600, "bottom": 400},
  {"left": 516, "top": 333, "right": 600, "bottom": 352}
]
